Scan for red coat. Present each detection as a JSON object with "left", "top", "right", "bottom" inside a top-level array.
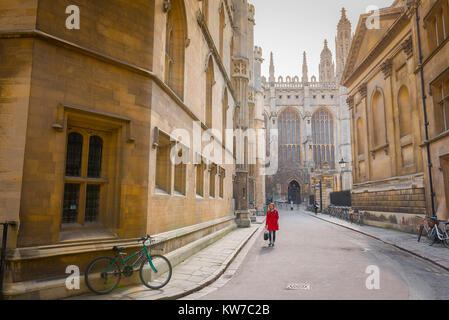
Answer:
[{"left": 266, "top": 209, "right": 279, "bottom": 231}]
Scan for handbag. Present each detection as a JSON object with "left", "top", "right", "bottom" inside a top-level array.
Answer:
[{"left": 263, "top": 229, "right": 269, "bottom": 241}]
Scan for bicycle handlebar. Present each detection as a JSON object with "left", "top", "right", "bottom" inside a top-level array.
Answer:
[{"left": 139, "top": 234, "right": 152, "bottom": 243}]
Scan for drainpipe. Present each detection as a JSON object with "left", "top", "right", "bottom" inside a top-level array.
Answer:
[
  {"left": 414, "top": 3, "right": 436, "bottom": 217},
  {"left": 0, "top": 221, "right": 16, "bottom": 300}
]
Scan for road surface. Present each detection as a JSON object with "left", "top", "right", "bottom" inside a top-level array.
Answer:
[{"left": 198, "top": 209, "right": 449, "bottom": 300}]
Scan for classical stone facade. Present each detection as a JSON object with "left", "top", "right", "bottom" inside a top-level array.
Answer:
[
  {"left": 0, "top": 0, "right": 262, "bottom": 298},
  {"left": 341, "top": 0, "right": 449, "bottom": 231},
  {"left": 263, "top": 9, "right": 353, "bottom": 208}
]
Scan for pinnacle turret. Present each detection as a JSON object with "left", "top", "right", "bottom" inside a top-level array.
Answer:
[
  {"left": 269, "top": 52, "right": 275, "bottom": 83},
  {"left": 336, "top": 7, "right": 352, "bottom": 82},
  {"left": 302, "top": 51, "right": 308, "bottom": 83}
]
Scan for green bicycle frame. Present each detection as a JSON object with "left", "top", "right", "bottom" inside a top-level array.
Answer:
[{"left": 105, "top": 246, "right": 158, "bottom": 273}]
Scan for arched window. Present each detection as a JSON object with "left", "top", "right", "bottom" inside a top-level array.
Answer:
[
  {"left": 278, "top": 108, "right": 301, "bottom": 164},
  {"left": 398, "top": 86, "right": 412, "bottom": 137},
  {"left": 312, "top": 108, "right": 335, "bottom": 169},
  {"left": 219, "top": 3, "right": 225, "bottom": 58},
  {"left": 357, "top": 118, "right": 365, "bottom": 156},
  {"left": 206, "top": 56, "right": 214, "bottom": 128},
  {"left": 165, "top": 0, "right": 186, "bottom": 99},
  {"left": 372, "top": 90, "right": 387, "bottom": 146}
]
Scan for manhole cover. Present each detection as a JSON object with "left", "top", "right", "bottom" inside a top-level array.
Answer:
[{"left": 286, "top": 283, "right": 311, "bottom": 290}]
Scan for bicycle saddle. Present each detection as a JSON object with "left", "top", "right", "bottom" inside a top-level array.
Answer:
[{"left": 113, "top": 246, "right": 126, "bottom": 252}]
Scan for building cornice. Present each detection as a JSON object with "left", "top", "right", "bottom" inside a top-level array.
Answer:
[
  {"left": 0, "top": 29, "right": 234, "bottom": 155},
  {"left": 342, "top": 9, "right": 409, "bottom": 88}
]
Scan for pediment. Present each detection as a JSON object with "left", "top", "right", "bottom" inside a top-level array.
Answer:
[{"left": 342, "top": 7, "right": 404, "bottom": 86}]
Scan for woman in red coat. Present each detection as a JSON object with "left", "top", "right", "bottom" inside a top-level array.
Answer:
[{"left": 266, "top": 203, "right": 279, "bottom": 247}]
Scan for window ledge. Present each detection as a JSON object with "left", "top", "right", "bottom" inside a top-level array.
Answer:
[
  {"left": 420, "top": 129, "right": 449, "bottom": 147},
  {"left": 59, "top": 228, "right": 117, "bottom": 243},
  {"left": 154, "top": 187, "right": 170, "bottom": 196},
  {"left": 173, "top": 191, "right": 186, "bottom": 198}
]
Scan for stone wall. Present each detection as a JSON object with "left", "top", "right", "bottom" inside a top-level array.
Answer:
[{"left": 352, "top": 188, "right": 426, "bottom": 215}]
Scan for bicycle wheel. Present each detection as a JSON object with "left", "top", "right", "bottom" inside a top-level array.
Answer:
[
  {"left": 443, "top": 227, "right": 449, "bottom": 248},
  {"left": 85, "top": 256, "right": 121, "bottom": 294},
  {"left": 139, "top": 254, "right": 172, "bottom": 290},
  {"left": 426, "top": 228, "right": 437, "bottom": 245}
]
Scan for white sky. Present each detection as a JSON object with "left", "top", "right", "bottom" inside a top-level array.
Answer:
[{"left": 253, "top": 0, "right": 393, "bottom": 79}]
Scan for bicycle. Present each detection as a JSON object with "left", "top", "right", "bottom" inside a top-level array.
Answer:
[
  {"left": 417, "top": 216, "right": 449, "bottom": 247},
  {"left": 353, "top": 210, "right": 363, "bottom": 226},
  {"left": 85, "top": 235, "right": 173, "bottom": 295}
]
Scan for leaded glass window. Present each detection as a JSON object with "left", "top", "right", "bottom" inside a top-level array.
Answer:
[
  {"left": 278, "top": 108, "right": 301, "bottom": 164},
  {"left": 312, "top": 109, "right": 335, "bottom": 169}
]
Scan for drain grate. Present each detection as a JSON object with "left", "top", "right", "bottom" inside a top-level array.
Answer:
[{"left": 286, "top": 283, "right": 311, "bottom": 290}]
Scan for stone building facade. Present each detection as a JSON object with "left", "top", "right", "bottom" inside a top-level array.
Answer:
[
  {"left": 417, "top": 0, "right": 449, "bottom": 222},
  {"left": 342, "top": 0, "right": 449, "bottom": 231},
  {"left": 0, "top": 0, "right": 263, "bottom": 298},
  {"left": 263, "top": 9, "right": 353, "bottom": 208}
]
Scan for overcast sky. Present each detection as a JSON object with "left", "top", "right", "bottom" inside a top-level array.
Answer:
[{"left": 253, "top": 0, "right": 393, "bottom": 79}]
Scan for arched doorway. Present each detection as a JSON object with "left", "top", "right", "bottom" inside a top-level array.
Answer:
[{"left": 288, "top": 180, "right": 301, "bottom": 204}]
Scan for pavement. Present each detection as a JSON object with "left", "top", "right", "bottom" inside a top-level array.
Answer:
[
  {"left": 69, "top": 217, "right": 265, "bottom": 300},
  {"left": 305, "top": 209, "right": 449, "bottom": 271},
  {"left": 189, "top": 209, "right": 449, "bottom": 300}
]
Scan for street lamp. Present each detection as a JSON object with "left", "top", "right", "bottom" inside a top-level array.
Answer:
[
  {"left": 339, "top": 158, "right": 348, "bottom": 191},
  {"left": 339, "top": 158, "right": 348, "bottom": 169},
  {"left": 314, "top": 181, "right": 322, "bottom": 213}
]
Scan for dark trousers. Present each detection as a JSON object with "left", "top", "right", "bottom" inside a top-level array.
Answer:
[{"left": 269, "top": 230, "right": 276, "bottom": 243}]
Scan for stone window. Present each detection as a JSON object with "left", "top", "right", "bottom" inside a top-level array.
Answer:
[
  {"left": 63, "top": 131, "right": 106, "bottom": 225},
  {"left": 278, "top": 108, "right": 301, "bottom": 164},
  {"left": 287, "top": 95, "right": 291, "bottom": 99},
  {"left": 313, "top": 95, "right": 316, "bottom": 99},
  {"left": 155, "top": 132, "right": 172, "bottom": 194},
  {"left": 196, "top": 160, "right": 205, "bottom": 197},
  {"left": 312, "top": 108, "right": 335, "bottom": 169},
  {"left": 432, "top": 73, "right": 449, "bottom": 133},
  {"left": 209, "top": 164, "right": 217, "bottom": 198},
  {"left": 174, "top": 146, "right": 187, "bottom": 196},
  {"left": 322, "top": 95, "right": 325, "bottom": 99},
  {"left": 219, "top": 167, "right": 225, "bottom": 199},
  {"left": 424, "top": 0, "right": 449, "bottom": 52},
  {"left": 165, "top": 0, "right": 186, "bottom": 99},
  {"left": 206, "top": 56, "right": 214, "bottom": 128},
  {"left": 296, "top": 95, "right": 299, "bottom": 99}
]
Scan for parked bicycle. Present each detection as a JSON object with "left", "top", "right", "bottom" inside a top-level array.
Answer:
[
  {"left": 85, "top": 235, "right": 172, "bottom": 295},
  {"left": 417, "top": 216, "right": 449, "bottom": 248}
]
